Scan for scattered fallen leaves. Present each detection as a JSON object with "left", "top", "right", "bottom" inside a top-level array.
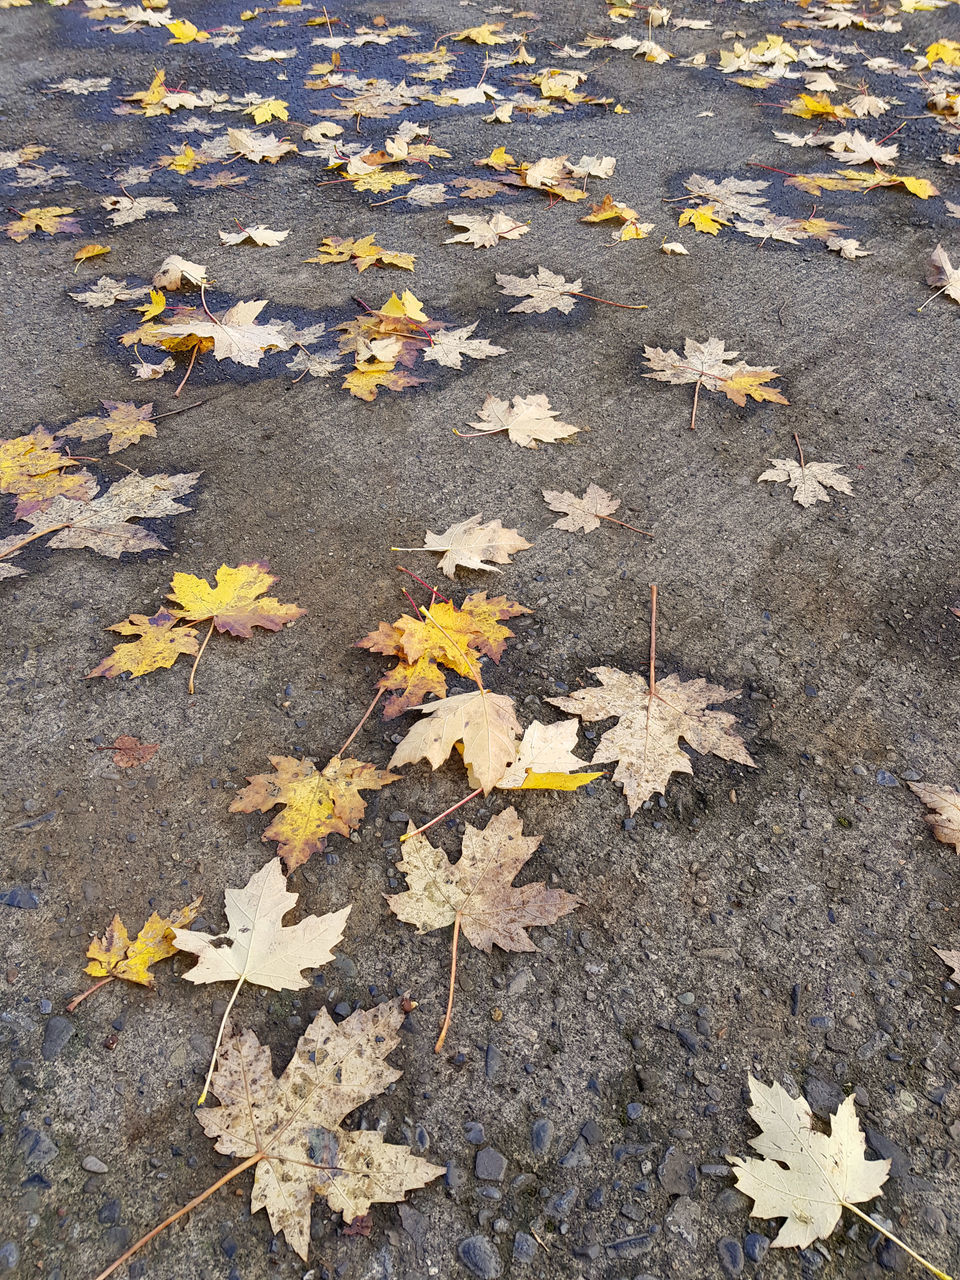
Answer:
[{"left": 0, "top": 428, "right": 90, "bottom": 518}]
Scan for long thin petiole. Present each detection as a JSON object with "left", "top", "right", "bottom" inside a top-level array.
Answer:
[
  {"left": 569, "top": 291, "right": 647, "bottom": 310},
  {"left": 400, "top": 789, "right": 483, "bottom": 844},
  {"left": 0, "top": 524, "right": 69, "bottom": 564},
  {"left": 188, "top": 619, "right": 215, "bottom": 695},
  {"left": 396, "top": 565, "right": 451, "bottom": 604},
  {"left": 842, "top": 1202, "right": 954, "bottom": 1280},
  {"left": 599, "top": 513, "right": 654, "bottom": 538},
  {"left": 198, "top": 975, "right": 244, "bottom": 1105},
  {"left": 173, "top": 343, "right": 199, "bottom": 398},
  {"left": 91, "top": 1152, "right": 263, "bottom": 1280},
  {"left": 65, "top": 975, "right": 114, "bottom": 1013},
  {"left": 335, "top": 687, "right": 384, "bottom": 758},
  {"left": 690, "top": 378, "right": 702, "bottom": 431},
  {"left": 434, "top": 911, "right": 462, "bottom": 1053},
  {"left": 649, "top": 583, "right": 658, "bottom": 698}
]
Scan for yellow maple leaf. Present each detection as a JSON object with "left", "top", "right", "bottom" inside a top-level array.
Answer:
[
  {"left": 352, "top": 169, "right": 417, "bottom": 193},
  {"left": 160, "top": 143, "right": 202, "bottom": 174},
  {"left": 581, "top": 193, "right": 638, "bottom": 223},
  {"left": 167, "top": 562, "right": 305, "bottom": 637},
  {"left": 785, "top": 92, "right": 853, "bottom": 120},
  {"left": 306, "top": 235, "right": 415, "bottom": 272},
  {"left": 927, "top": 39, "right": 960, "bottom": 66},
  {"left": 138, "top": 288, "right": 166, "bottom": 321},
  {"left": 452, "top": 22, "right": 509, "bottom": 44},
  {"left": 4, "top": 206, "right": 79, "bottom": 243},
  {"left": 723, "top": 369, "right": 790, "bottom": 406},
  {"left": 167, "top": 18, "right": 209, "bottom": 42},
  {"left": 88, "top": 610, "right": 200, "bottom": 680},
  {"left": 380, "top": 290, "right": 428, "bottom": 321},
  {"left": 898, "top": 174, "right": 939, "bottom": 198},
  {"left": 342, "top": 360, "right": 422, "bottom": 401},
  {"left": 476, "top": 145, "right": 516, "bottom": 171},
  {"left": 243, "top": 98, "right": 289, "bottom": 124},
  {"left": 73, "top": 243, "right": 110, "bottom": 265},
  {"left": 0, "top": 427, "right": 89, "bottom": 517},
  {"left": 678, "top": 204, "right": 728, "bottom": 235},
  {"left": 80, "top": 898, "right": 202, "bottom": 993}
]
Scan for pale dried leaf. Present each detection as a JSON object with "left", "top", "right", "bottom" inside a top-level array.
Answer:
[
  {"left": 388, "top": 689, "right": 521, "bottom": 792},
  {"left": 496, "top": 267, "right": 583, "bottom": 314},
  {"left": 909, "top": 781, "right": 960, "bottom": 851},
  {"left": 467, "top": 394, "right": 579, "bottom": 448},
  {"left": 412, "top": 513, "right": 531, "bottom": 578},
  {"left": 757, "top": 458, "right": 853, "bottom": 506},
  {"left": 543, "top": 483, "right": 619, "bottom": 531},
  {"left": 419, "top": 323, "right": 506, "bottom": 370}
]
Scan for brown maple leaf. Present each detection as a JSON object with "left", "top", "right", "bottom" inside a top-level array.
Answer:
[
  {"left": 388, "top": 807, "right": 582, "bottom": 1049},
  {"left": 111, "top": 735, "right": 159, "bottom": 767}
]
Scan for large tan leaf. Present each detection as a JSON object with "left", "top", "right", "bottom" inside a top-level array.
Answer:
[
  {"left": 172, "top": 859, "right": 349, "bottom": 990},
  {"left": 388, "top": 689, "right": 521, "bottom": 792},
  {"left": 496, "top": 266, "right": 583, "bottom": 314},
  {"left": 197, "top": 1000, "right": 442, "bottom": 1256},
  {"left": 405, "top": 513, "right": 531, "bottom": 578},
  {"left": 729, "top": 1075, "right": 889, "bottom": 1250},
  {"left": 157, "top": 300, "right": 294, "bottom": 367},
  {"left": 547, "top": 667, "right": 755, "bottom": 811},
  {"left": 468, "top": 395, "right": 580, "bottom": 448},
  {"left": 388, "top": 806, "right": 581, "bottom": 950},
  {"left": 757, "top": 458, "right": 853, "bottom": 507}
]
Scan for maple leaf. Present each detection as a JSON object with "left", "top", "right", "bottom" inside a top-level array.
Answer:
[
  {"left": 358, "top": 592, "right": 529, "bottom": 719},
  {"left": 642, "top": 337, "right": 788, "bottom": 428},
  {"left": 452, "top": 22, "right": 515, "bottom": 44},
  {"left": 678, "top": 204, "right": 729, "bottom": 235},
  {"left": 420, "top": 324, "right": 506, "bottom": 371},
  {"left": 4, "top": 205, "right": 79, "bottom": 242},
  {"left": 758, "top": 458, "right": 853, "bottom": 507},
  {"left": 230, "top": 755, "right": 398, "bottom": 871},
  {"left": 925, "top": 244, "right": 960, "bottom": 305},
  {"left": 388, "top": 808, "right": 581, "bottom": 1048},
  {"left": 167, "top": 562, "right": 304, "bottom": 638},
  {"left": 828, "top": 129, "right": 898, "bottom": 166},
  {"left": 581, "top": 193, "right": 639, "bottom": 223},
  {"left": 404, "top": 182, "right": 449, "bottom": 207},
  {"left": 56, "top": 401, "right": 155, "bottom": 454},
  {"left": 496, "top": 267, "right": 583, "bottom": 314},
  {"left": 729, "top": 1076, "right": 890, "bottom": 1250},
  {"left": 49, "top": 76, "right": 111, "bottom": 94},
  {"left": 496, "top": 719, "right": 603, "bottom": 791},
  {"left": 353, "top": 169, "right": 418, "bottom": 194},
  {"left": 151, "top": 300, "right": 294, "bottom": 367},
  {"left": 306, "top": 234, "right": 415, "bottom": 272},
  {"left": 70, "top": 896, "right": 201, "bottom": 1009},
  {"left": 909, "top": 781, "right": 960, "bottom": 852},
  {"left": 192, "top": 999, "right": 442, "bottom": 1257},
  {"left": 453, "top": 176, "right": 505, "bottom": 199},
  {"left": 784, "top": 91, "right": 855, "bottom": 120},
  {"left": 826, "top": 237, "right": 871, "bottom": 261},
  {"left": 461, "top": 392, "right": 581, "bottom": 450},
  {"left": 444, "top": 213, "right": 529, "bottom": 249},
  {"left": 543, "top": 484, "right": 623, "bottom": 532},
  {"left": 70, "top": 277, "right": 150, "bottom": 308},
  {"left": 158, "top": 144, "right": 204, "bottom": 174},
  {"left": 548, "top": 667, "right": 755, "bottom": 811},
  {"left": 111, "top": 735, "right": 159, "bottom": 768},
  {"left": 88, "top": 609, "right": 200, "bottom": 680},
  {"left": 683, "top": 175, "right": 770, "bottom": 222},
  {"left": 242, "top": 97, "right": 290, "bottom": 124},
  {"left": 389, "top": 689, "right": 521, "bottom": 793},
  {"left": 342, "top": 360, "right": 424, "bottom": 401},
  {"left": 219, "top": 225, "right": 289, "bottom": 247},
  {"left": 74, "top": 243, "right": 111, "bottom": 265},
  {"left": 0, "top": 428, "right": 91, "bottom": 518},
  {"left": 398, "top": 513, "right": 531, "bottom": 579},
  {"left": 24, "top": 470, "right": 201, "bottom": 557},
  {"left": 228, "top": 127, "right": 298, "bottom": 163},
  {"left": 153, "top": 255, "right": 208, "bottom": 289},
  {"left": 102, "top": 195, "right": 178, "bottom": 226}
]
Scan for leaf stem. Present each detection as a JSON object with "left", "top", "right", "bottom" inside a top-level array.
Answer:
[
  {"left": 569, "top": 291, "right": 647, "bottom": 310},
  {"left": 434, "top": 911, "right": 461, "bottom": 1053},
  {"left": 188, "top": 619, "right": 215, "bottom": 695},
  {"left": 335, "top": 687, "right": 384, "bottom": 758},
  {"left": 198, "top": 974, "right": 244, "bottom": 1105},
  {"left": 841, "top": 1202, "right": 954, "bottom": 1280},
  {"left": 649, "top": 583, "right": 658, "bottom": 699},
  {"left": 599, "top": 513, "right": 654, "bottom": 538},
  {"left": 0, "top": 523, "right": 70, "bottom": 564},
  {"left": 91, "top": 1152, "right": 263, "bottom": 1280},
  {"left": 173, "top": 343, "right": 199, "bottom": 398},
  {"left": 396, "top": 565, "right": 451, "bottom": 604},
  {"left": 690, "top": 377, "right": 702, "bottom": 431},
  {"left": 399, "top": 788, "right": 483, "bottom": 844},
  {"left": 65, "top": 975, "right": 114, "bottom": 1013}
]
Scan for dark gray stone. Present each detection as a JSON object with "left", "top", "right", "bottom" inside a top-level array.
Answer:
[
  {"left": 744, "top": 1232, "right": 769, "bottom": 1263},
  {"left": 512, "top": 1233, "right": 536, "bottom": 1266},
  {"left": 559, "top": 1136, "right": 590, "bottom": 1168},
  {"left": 0, "top": 1243, "right": 19, "bottom": 1271},
  {"left": 475, "top": 1147, "right": 507, "bottom": 1182},
  {"left": 530, "top": 1117, "right": 554, "bottom": 1155},
  {"left": 41, "top": 1016, "right": 74, "bottom": 1062},
  {"left": 1, "top": 889, "right": 39, "bottom": 909},
  {"left": 457, "top": 1235, "right": 503, "bottom": 1279},
  {"left": 717, "top": 1237, "right": 744, "bottom": 1277},
  {"left": 98, "top": 1199, "right": 121, "bottom": 1226},
  {"left": 658, "top": 1147, "right": 698, "bottom": 1195},
  {"left": 18, "top": 1128, "right": 59, "bottom": 1167}
]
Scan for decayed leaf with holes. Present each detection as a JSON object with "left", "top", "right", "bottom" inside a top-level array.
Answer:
[
  {"left": 3, "top": 205, "right": 79, "bottom": 242},
  {"left": 167, "top": 562, "right": 304, "bottom": 637},
  {"left": 758, "top": 458, "right": 853, "bottom": 507},
  {"left": 25, "top": 470, "right": 201, "bottom": 557},
  {"left": 909, "top": 781, "right": 960, "bottom": 852},
  {"left": 925, "top": 244, "right": 960, "bottom": 304},
  {"left": 548, "top": 667, "right": 756, "bottom": 811},
  {"left": 404, "top": 514, "right": 531, "bottom": 579},
  {"left": 357, "top": 593, "right": 529, "bottom": 720},
  {"left": 196, "top": 1000, "right": 443, "bottom": 1255},
  {"left": 496, "top": 267, "right": 583, "bottom": 314},
  {"left": 173, "top": 860, "right": 349, "bottom": 988},
  {"left": 934, "top": 948, "right": 960, "bottom": 1007},
  {"left": 153, "top": 255, "right": 207, "bottom": 289},
  {"left": 389, "top": 690, "right": 521, "bottom": 793},
  {"left": 420, "top": 324, "right": 507, "bottom": 370},
  {"left": 492, "top": 720, "right": 602, "bottom": 791},
  {"left": 543, "top": 484, "right": 620, "bottom": 532},
  {"left": 444, "top": 213, "right": 528, "bottom": 249},
  {"left": 81, "top": 896, "right": 201, "bottom": 991},
  {"left": 306, "top": 235, "right": 415, "bottom": 272},
  {"left": 729, "top": 1075, "right": 890, "bottom": 1250},
  {"left": 228, "top": 127, "right": 298, "bottom": 163},
  {"left": 56, "top": 401, "right": 155, "bottom": 454},
  {"left": 137, "top": 301, "right": 294, "bottom": 368},
  {"left": 0, "top": 428, "right": 93, "bottom": 518},
  {"left": 466, "top": 395, "right": 580, "bottom": 448},
  {"left": 230, "top": 755, "right": 398, "bottom": 872},
  {"left": 643, "top": 337, "right": 788, "bottom": 417},
  {"left": 102, "top": 195, "right": 178, "bottom": 226},
  {"left": 220, "top": 225, "right": 290, "bottom": 247},
  {"left": 88, "top": 610, "right": 200, "bottom": 680},
  {"left": 112, "top": 736, "right": 158, "bottom": 768},
  {"left": 70, "top": 277, "right": 151, "bottom": 308}
]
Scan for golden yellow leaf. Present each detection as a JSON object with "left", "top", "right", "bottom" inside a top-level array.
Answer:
[
  {"left": 4, "top": 205, "right": 79, "bottom": 243},
  {"left": 379, "top": 289, "right": 428, "bottom": 320},
  {"left": 167, "top": 561, "right": 305, "bottom": 637},
  {"left": 678, "top": 204, "right": 727, "bottom": 234},
  {"left": 352, "top": 169, "right": 417, "bottom": 193},
  {"left": 243, "top": 98, "right": 289, "bottom": 124},
  {"left": 581, "top": 193, "right": 639, "bottom": 223},
  {"left": 476, "top": 146, "right": 516, "bottom": 171},
  {"left": 88, "top": 609, "right": 200, "bottom": 679},
  {"left": 306, "top": 234, "right": 415, "bottom": 272},
  {"left": 73, "top": 243, "right": 110, "bottom": 264},
  {"left": 927, "top": 39, "right": 960, "bottom": 66},
  {"left": 138, "top": 288, "right": 166, "bottom": 321},
  {"left": 160, "top": 144, "right": 202, "bottom": 174},
  {"left": 0, "top": 427, "right": 90, "bottom": 517},
  {"left": 167, "top": 18, "right": 209, "bottom": 42},
  {"left": 83, "top": 897, "right": 201, "bottom": 988}
]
